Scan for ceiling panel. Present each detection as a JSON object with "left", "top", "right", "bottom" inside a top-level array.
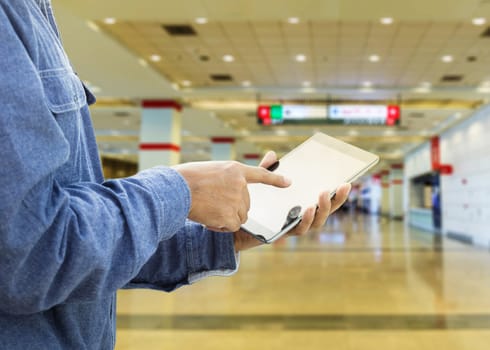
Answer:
[{"left": 52, "top": 0, "right": 490, "bottom": 164}]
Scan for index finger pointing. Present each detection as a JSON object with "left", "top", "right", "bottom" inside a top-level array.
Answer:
[{"left": 243, "top": 165, "right": 291, "bottom": 187}]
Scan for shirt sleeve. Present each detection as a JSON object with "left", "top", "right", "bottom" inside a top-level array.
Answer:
[
  {"left": 0, "top": 5, "right": 189, "bottom": 315},
  {"left": 125, "top": 221, "right": 239, "bottom": 292}
]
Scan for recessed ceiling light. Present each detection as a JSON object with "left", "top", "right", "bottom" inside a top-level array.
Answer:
[
  {"left": 380, "top": 17, "right": 394, "bottom": 25},
  {"left": 149, "top": 54, "right": 161, "bottom": 62},
  {"left": 472, "top": 17, "right": 486, "bottom": 26},
  {"left": 288, "top": 17, "right": 300, "bottom": 24},
  {"left": 242, "top": 80, "right": 252, "bottom": 87},
  {"left": 441, "top": 55, "right": 453, "bottom": 63},
  {"left": 362, "top": 81, "right": 373, "bottom": 88},
  {"left": 181, "top": 80, "right": 192, "bottom": 87},
  {"left": 223, "top": 54, "right": 235, "bottom": 62},
  {"left": 103, "top": 18, "right": 117, "bottom": 25},
  {"left": 295, "top": 54, "right": 307, "bottom": 62},
  {"left": 302, "top": 81, "right": 311, "bottom": 87},
  {"left": 369, "top": 55, "right": 380, "bottom": 62},
  {"left": 195, "top": 17, "right": 208, "bottom": 24}
]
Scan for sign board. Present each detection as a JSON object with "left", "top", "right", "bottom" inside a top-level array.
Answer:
[{"left": 257, "top": 104, "right": 400, "bottom": 126}]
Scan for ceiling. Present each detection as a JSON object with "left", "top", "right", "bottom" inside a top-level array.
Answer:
[{"left": 53, "top": 0, "right": 490, "bottom": 169}]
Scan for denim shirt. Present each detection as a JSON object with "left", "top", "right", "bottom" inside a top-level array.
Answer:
[{"left": 0, "top": 1, "right": 237, "bottom": 349}]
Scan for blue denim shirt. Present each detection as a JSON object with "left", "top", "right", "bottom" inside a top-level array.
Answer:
[{"left": 0, "top": 1, "right": 237, "bottom": 349}]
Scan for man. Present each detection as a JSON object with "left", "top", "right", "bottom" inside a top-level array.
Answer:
[{"left": 0, "top": 1, "right": 350, "bottom": 349}]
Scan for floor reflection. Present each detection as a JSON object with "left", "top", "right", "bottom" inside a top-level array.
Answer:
[{"left": 115, "top": 212, "right": 490, "bottom": 349}]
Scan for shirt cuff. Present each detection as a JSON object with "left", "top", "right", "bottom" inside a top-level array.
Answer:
[
  {"left": 184, "top": 223, "right": 240, "bottom": 284},
  {"left": 135, "top": 166, "right": 191, "bottom": 238},
  {"left": 189, "top": 251, "right": 240, "bottom": 284}
]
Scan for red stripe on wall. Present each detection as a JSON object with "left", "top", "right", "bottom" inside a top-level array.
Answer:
[
  {"left": 211, "top": 137, "right": 235, "bottom": 143},
  {"left": 142, "top": 100, "right": 182, "bottom": 111},
  {"left": 244, "top": 153, "right": 260, "bottom": 159},
  {"left": 139, "top": 143, "right": 181, "bottom": 152},
  {"left": 391, "top": 164, "right": 404, "bottom": 169}
]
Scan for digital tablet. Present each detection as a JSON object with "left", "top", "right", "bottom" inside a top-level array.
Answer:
[{"left": 241, "top": 132, "right": 379, "bottom": 243}]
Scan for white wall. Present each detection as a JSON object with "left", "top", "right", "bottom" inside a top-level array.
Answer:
[
  {"left": 440, "top": 104, "right": 490, "bottom": 248},
  {"left": 405, "top": 103, "right": 490, "bottom": 248}
]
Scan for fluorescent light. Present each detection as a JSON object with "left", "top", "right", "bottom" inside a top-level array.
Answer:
[
  {"left": 242, "top": 81, "right": 252, "bottom": 87},
  {"left": 441, "top": 55, "right": 453, "bottom": 63},
  {"left": 360, "top": 87, "right": 374, "bottom": 93},
  {"left": 295, "top": 54, "right": 307, "bottom": 62},
  {"left": 302, "top": 81, "right": 311, "bottom": 87},
  {"left": 195, "top": 17, "right": 208, "bottom": 24},
  {"left": 288, "top": 17, "right": 300, "bottom": 24},
  {"left": 275, "top": 129, "right": 288, "bottom": 136},
  {"left": 477, "top": 84, "right": 490, "bottom": 93},
  {"left": 362, "top": 81, "right": 372, "bottom": 88},
  {"left": 223, "top": 54, "right": 235, "bottom": 62},
  {"left": 149, "top": 54, "right": 161, "bottom": 62},
  {"left": 181, "top": 80, "right": 192, "bottom": 87},
  {"left": 472, "top": 17, "right": 486, "bottom": 26},
  {"left": 103, "top": 17, "right": 117, "bottom": 25},
  {"left": 86, "top": 21, "right": 100, "bottom": 32},
  {"left": 369, "top": 55, "right": 380, "bottom": 62},
  {"left": 380, "top": 17, "right": 394, "bottom": 25},
  {"left": 413, "top": 82, "right": 432, "bottom": 93}
]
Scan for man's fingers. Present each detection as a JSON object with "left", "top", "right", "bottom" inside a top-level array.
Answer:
[
  {"left": 238, "top": 187, "right": 250, "bottom": 224},
  {"left": 243, "top": 165, "right": 291, "bottom": 187},
  {"left": 310, "top": 191, "right": 332, "bottom": 229},
  {"left": 330, "top": 183, "right": 351, "bottom": 213}
]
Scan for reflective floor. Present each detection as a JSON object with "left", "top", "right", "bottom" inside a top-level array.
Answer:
[{"left": 115, "top": 211, "right": 490, "bottom": 349}]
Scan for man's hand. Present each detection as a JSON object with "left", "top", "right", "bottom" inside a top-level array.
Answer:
[
  {"left": 233, "top": 151, "right": 351, "bottom": 252},
  {"left": 173, "top": 160, "right": 291, "bottom": 232}
]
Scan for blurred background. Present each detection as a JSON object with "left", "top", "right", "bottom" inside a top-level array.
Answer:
[{"left": 55, "top": 0, "right": 490, "bottom": 348}]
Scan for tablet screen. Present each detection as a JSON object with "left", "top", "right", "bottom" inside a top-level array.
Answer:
[{"left": 242, "top": 133, "right": 378, "bottom": 242}]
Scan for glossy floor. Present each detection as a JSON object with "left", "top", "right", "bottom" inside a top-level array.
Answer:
[{"left": 115, "top": 212, "right": 490, "bottom": 349}]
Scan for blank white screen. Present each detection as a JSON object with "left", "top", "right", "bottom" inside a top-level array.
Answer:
[{"left": 244, "top": 138, "right": 369, "bottom": 239}]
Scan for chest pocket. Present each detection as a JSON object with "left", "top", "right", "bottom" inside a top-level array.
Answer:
[
  {"left": 39, "top": 67, "right": 89, "bottom": 185},
  {"left": 39, "top": 68, "right": 87, "bottom": 114}
]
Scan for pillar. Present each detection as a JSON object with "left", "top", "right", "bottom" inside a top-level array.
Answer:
[
  {"left": 211, "top": 137, "right": 235, "bottom": 161},
  {"left": 389, "top": 163, "right": 404, "bottom": 220},
  {"left": 380, "top": 169, "right": 391, "bottom": 216},
  {"left": 242, "top": 153, "right": 261, "bottom": 166},
  {"left": 139, "top": 100, "right": 182, "bottom": 170}
]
